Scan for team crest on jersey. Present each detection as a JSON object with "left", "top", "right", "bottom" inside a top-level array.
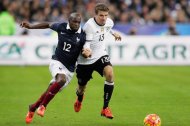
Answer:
[
  {"left": 101, "top": 27, "right": 104, "bottom": 32},
  {"left": 106, "top": 27, "right": 111, "bottom": 32},
  {"left": 76, "top": 37, "right": 80, "bottom": 42}
]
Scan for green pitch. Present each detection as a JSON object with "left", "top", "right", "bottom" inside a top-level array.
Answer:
[{"left": 0, "top": 66, "right": 190, "bottom": 126}]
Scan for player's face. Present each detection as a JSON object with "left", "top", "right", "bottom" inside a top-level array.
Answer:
[
  {"left": 69, "top": 17, "right": 81, "bottom": 32},
  {"left": 95, "top": 11, "right": 108, "bottom": 26}
]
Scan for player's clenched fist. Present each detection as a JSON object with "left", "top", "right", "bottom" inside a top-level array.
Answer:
[{"left": 82, "top": 48, "right": 92, "bottom": 58}]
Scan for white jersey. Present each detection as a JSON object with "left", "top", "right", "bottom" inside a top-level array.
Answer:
[{"left": 77, "top": 17, "right": 114, "bottom": 64}]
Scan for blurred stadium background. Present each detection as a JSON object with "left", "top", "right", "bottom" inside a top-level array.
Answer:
[
  {"left": 0, "top": 0, "right": 190, "bottom": 126},
  {"left": 1, "top": 0, "right": 190, "bottom": 35}
]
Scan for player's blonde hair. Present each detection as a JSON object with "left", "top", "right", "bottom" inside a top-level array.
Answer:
[{"left": 95, "top": 3, "right": 109, "bottom": 14}]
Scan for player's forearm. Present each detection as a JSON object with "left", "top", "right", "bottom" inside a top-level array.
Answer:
[
  {"left": 83, "top": 41, "right": 91, "bottom": 49},
  {"left": 110, "top": 29, "right": 114, "bottom": 35},
  {"left": 110, "top": 30, "right": 117, "bottom": 37},
  {"left": 28, "top": 22, "right": 50, "bottom": 29},
  {"left": 82, "top": 41, "right": 92, "bottom": 58}
]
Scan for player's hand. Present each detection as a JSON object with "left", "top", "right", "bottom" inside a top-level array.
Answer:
[
  {"left": 82, "top": 48, "right": 92, "bottom": 58},
  {"left": 20, "top": 21, "right": 31, "bottom": 29},
  {"left": 113, "top": 33, "right": 122, "bottom": 41}
]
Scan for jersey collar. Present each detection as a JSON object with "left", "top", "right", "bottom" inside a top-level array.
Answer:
[
  {"left": 67, "top": 23, "right": 81, "bottom": 33},
  {"left": 94, "top": 17, "right": 104, "bottom": 26}
]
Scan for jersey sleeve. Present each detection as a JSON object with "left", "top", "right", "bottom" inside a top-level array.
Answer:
[
  {"left": 83, "top": 22, "right": 94, "bottom": 41},
  {"left": 50, "top": 23, "right": 61, "bottom": 32}
]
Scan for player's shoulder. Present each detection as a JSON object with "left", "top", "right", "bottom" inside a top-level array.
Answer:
[
  {"left": 83, "top": 18, "right": 95, "bottom": 30},
  {"left": 59, "top": 22, "right": 67, "bottom": 28},
  {"left": 106, "top": 18, "right": 114, "bottom": 26},
  {"left": 51, "top": 22, "right": 67, "bottom": 27},
  {"left": 51, "top": 22, "right": 67, "bottom": 29},
  {"left": 85, "top": 18, "right": 94, "bottom": 26}
]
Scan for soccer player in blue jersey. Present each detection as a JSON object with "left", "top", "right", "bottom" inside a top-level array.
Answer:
[{"left": 20, "top": 12, "right": 90, "bottom": 124}]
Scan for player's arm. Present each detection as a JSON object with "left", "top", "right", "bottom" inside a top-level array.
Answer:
[
  {"left": 82, "top": 41, "right": 92, "bottom": 58},
  {"left": 20, "top": 21, "right": 51, "bottom": 29},
  {"left": 81, "top": 22, "right": 93, "bottom": 58},
  {"left": 110, "top": 30, "right": 122, "bottom": 41}
]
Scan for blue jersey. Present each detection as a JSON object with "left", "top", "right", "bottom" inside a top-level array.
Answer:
[{"left": 50, "top": 22, "right": 86, "bottom": 72}]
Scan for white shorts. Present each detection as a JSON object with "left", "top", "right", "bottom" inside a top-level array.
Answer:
[{"left": 49, "top": 59, "right": 74, "bottom": 90}]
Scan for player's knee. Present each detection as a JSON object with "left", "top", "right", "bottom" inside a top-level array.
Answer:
[
  {"left": 104, "top": 66, "right": 114, "bottom": 81},
  {"left": 78, "top": 78, "right": 88, "bottom": 86},
  {"left": 105, "top": 71, "right": 114, "bottom": 82},
  {"left": 107, "top": 72, "right": 114, "bottom": 79},
  {"left": 56, "top": 74, "right": 66, "bottom": 86},
  {"left": 58, "top": 79, "right": 66, "bottom": 86}
]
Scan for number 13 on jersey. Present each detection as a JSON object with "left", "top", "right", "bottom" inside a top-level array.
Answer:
[{"left": 99, "top": 34, "right": 104, "bottom": 41}]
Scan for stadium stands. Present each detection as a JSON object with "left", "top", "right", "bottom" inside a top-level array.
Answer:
[{"left": 0, "top": 0, "right": 190, "bottom": 35}]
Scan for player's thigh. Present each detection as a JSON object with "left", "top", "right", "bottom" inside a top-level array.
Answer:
[
  {"left": 76, "top": 64, "right": 93, "bottom": 85},
  {"left": 49, "top": 59, "right": 74, "bottom": 88},
  {"left": 94, "top": 55, "right": 112, "bottom": 77}
]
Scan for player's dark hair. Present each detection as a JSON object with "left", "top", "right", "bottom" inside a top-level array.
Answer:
[
  {"left": 95, "top": 3, "right": 109, "bottom": 14},
  {"left": 68, "top": 12, "right": 81, "bottom": 22}
]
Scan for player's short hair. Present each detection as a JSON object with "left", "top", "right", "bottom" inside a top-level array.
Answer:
[
  {"left": 95, "top": 3, "right": 109, "bottom": 14},
  {"left": 69, "top": 12, "right": 81, "bottom": 21}
]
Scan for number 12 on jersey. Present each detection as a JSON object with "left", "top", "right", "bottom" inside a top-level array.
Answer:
[{"left": 63, "top": 42, "right": 71, "bottom": 52}]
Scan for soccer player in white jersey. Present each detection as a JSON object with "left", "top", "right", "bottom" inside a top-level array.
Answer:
[{"left": 74, "top": 3, "right": 121, "bottom": 119}]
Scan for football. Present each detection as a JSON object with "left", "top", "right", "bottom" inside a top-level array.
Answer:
[{"left": 144, "top": 114, "right": 161, "bottom": 126}]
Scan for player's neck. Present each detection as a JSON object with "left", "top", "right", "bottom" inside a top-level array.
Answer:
[{"left": 94, "top": 17, "right": 105, "bottom": 26}]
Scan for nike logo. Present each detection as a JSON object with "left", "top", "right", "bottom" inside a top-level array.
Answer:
[{"left": 60, "top": 32, "right": 65, "bottom": 34}]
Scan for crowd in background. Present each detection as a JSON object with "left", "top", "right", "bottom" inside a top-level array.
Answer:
[{"left": 0, "top": 0, "right": 190, "bottom": 35}]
